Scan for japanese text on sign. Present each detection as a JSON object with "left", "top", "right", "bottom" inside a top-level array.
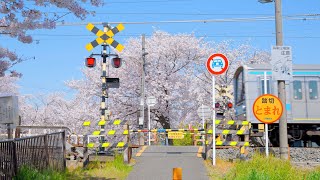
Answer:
[
  {"left": 271, "top": 46, "right": 292, "bottom": 81},
  {"left": 168, "top": 132, "right": 184, "bottom": 139},
  {"left": 253, "top": 94, "right": 283, "bottom": 124}
]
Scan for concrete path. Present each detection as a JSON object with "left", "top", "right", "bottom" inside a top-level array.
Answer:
[{"left": 127, "top": 146, "right": 209, "bottom": 180}]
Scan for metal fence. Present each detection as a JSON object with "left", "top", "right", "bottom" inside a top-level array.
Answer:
[{"left": 0, "top": 131, "right": 66, "bottom": 179}]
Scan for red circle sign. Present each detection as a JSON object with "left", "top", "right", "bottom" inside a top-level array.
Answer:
[{"left": 206, "top": 53, "right": 229, "bottom": 75}]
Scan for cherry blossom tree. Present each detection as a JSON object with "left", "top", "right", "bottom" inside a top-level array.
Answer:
[
  {"left": 65, "top": 31, "right": 270, "bottom": 132},
  {"left": 19, "top": 31, "right": 270, "bottom": 136},
  {"left": 19, "top": 92, "right": 99, "bottom": 134},
  {"left": 0, "top": 75, "right": 18, "bottom": 94},
  {"left": 0, "top": 0, "right": 103, "bottom": 76}
]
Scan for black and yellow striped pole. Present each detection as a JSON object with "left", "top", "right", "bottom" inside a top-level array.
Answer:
[
  {"left": 99, "top": 24, "right": 109, "bottom": 152},
  {"left": 85, "top": 22, "right": 125, "bottom": 154}
]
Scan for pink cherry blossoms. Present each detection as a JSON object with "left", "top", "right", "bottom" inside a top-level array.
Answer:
[{"left": 0, "top": 0, "right": 103, "bottom": 76}]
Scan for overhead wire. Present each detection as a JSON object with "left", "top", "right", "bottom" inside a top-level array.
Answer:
[{"left": 55, "top": 14, "right": 320, "bottom": 26}]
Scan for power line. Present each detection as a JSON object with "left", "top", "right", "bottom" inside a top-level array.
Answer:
[
  {"left": 102, "top": 0, "right": 193, "bottom": 4},
  {"left": 44, "top": 11, "right": 320, "bottom": 17},
  {"left": 6, "top": 33, "right": 320, "bottom": 40},
  {"left": 44, "top": 11, "right": 275, "bottom": 16},
  {"left": 55, "top": 15, "right": 320, "bottom": 26},
  {"left": 24, "top": 0, "right": 192, "bottom": 6}
]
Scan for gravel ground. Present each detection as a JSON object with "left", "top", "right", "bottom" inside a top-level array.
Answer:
[{"left": 209, "top": 147, "right": 320, "bottom": 168}]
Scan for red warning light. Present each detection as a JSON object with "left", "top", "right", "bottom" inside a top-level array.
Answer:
[
  {"left": 112, "top": 57, "right": 122, "bottom": 68},
  {"left": 227, "top": 102, "right": 233, "bottom": 109},
  {"left": 215, "top": 102, "right": 220, "bottom": 108},
  {"left": 86, "top": 57, "right": 96, "bottom": 68}
]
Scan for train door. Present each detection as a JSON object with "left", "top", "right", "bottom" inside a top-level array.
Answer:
[
  {"left": 292, "top": 77, "right": 306, "bottom": 119},
  {"left": 292, "top": 76, "right": 320, "bottom": 119},
  {"left": 305, "top": 77, "right": 320, "bottom": 118}
]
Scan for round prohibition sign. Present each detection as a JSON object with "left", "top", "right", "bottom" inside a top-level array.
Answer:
[
  {"left": 206, "top": 53, "right": 229, "bottom": 75},
  {"left": 252, "top": 94, "right": 283, "bottom": 124}
]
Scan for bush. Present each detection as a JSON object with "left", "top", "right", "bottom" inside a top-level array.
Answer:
[
  {"left": 15, "top": 166, "right": 67, "bottom": 180},
  {"left": 173, "top": 133, "right": 193, "bottom": 146},
  {"left": 306, "top": 170, "right": 320, "bottom": 180},
  {"left": 224, "top": 153, "right": 320, "bottom": 180}
]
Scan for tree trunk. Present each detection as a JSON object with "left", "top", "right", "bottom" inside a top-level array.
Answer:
[{"left": 158, "top": 114, "right": 173, "bottom": 145}]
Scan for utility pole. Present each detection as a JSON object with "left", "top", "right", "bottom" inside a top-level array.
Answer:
[
  {"left": 139, "top": 34, "right": 147, "bottom": 145},
  {"left": 275, "top": 0, "right": 288, "bottom": 159}
]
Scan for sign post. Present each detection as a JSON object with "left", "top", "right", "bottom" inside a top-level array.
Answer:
[
  {"left": 197, "top": 105, "right": 211, "bottom": 146},
  {"left": 197, "top": 104, "right": 211, "bottom": 129},
  {"left": 206, "top": 53, "right": 229, "bottom": 166},
  {"left": 263, "top": 72, "right": 269, "bottom": 156},
  {"left": 146, "top": 96, "right": 157, "bottom": 145},
  {"left": 253, "top": 93, "right": 283, "bottom": 156}
]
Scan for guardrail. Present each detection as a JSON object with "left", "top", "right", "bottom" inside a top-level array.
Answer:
[{"left": 0, "top": 131, "right": 66, "bottom": 179}]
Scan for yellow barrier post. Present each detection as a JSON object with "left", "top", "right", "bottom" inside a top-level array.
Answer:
[{"left": 172, "top": 168, "right": 182, "bottom": 180}]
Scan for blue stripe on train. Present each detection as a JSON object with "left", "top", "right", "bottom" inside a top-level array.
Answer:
[
  {"left": 249, "top": 71, "right": 320, "bottom": 75},
  {"left": 286, "top": 104, "right": 291, "bottom": 111}
]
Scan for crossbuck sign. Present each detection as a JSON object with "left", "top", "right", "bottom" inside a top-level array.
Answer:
[{"left": 85, "top": 23, "right": 125, "bottom": 52}]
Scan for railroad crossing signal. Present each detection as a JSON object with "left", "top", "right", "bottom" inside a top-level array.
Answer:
[{"left": 85, "top": 23, "right": 125, "bottom": 52}]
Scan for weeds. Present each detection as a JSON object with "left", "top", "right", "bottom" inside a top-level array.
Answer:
[
  {"left": 206, "top": 153, "right": 320, "bottom": 180},
  {"left": 14, "top": 154, "right": 132, "bottom": 180}
]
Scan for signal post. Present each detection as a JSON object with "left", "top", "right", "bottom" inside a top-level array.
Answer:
[{"left": 84, "top": 22, "right": 124, "bottom": 154}]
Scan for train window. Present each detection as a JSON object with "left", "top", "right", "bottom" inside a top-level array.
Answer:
[
  {"left": 235, "top": 71, "right": 245, "bottom": 103},
  {"left": 260, "top": 80, "right": 270, "bottom": 94},
  {"left": 309, "top": 81, "right": 318, "bottom": 100},
  {"left": 293, "top": 80, "right": 302, "bottom": 100}
]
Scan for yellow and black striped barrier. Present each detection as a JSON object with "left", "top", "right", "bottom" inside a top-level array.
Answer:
[
  {"left": 82, "top": 119, "right": 129, "bottom": 153},
  {"left": 206, "top": 120, "right": 250, "bottom": 126},
  {"left": 83, "top": 119, "right": 128, "bottom": 127},
  {"left": 87, "top": 141, "right": 128, "bottom": 148},
  {"left": 130, "top": 128, "right": 204, "bottom": 133},
  {"left": 207, "top": 129, "right": 249, "bottom": 135},
  {"left": 206, "top": 140, "right": 250, "bottom": 146}
]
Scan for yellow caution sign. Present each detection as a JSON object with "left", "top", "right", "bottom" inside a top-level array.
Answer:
[{"left": 168, "top": 132, "right": 184, "bottom": 139}]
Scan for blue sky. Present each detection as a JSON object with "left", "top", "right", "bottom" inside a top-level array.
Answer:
[{"left": 2, "top": 0, "right": 320, "bottom": 95}]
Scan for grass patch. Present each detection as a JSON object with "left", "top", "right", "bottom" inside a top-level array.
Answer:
[
  {"left": 205, "top": 158, "right": 235, "bottom": 180},
  {"left": 173, "top": 132, "right": 194, "bottom": 146},
  {"left": 72, "top": 153, "right": 133, "bottom": 180},
  {"left": 15, "top": 166, "right": 67, "bottom": 180},
  {"left": 15, "top": 154, "right": 133, "bottom": 180},
  {"left": 205, "top": 153, "right": 320, "bottom": 180}
]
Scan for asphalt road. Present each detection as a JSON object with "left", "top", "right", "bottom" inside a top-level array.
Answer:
[{"left": 127, "top": 146, "right": 209, "bottom": 180}]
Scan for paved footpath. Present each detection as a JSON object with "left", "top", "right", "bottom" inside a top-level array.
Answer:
[{"left": 127, "top": 146, "right": 209, "bottom": 180}]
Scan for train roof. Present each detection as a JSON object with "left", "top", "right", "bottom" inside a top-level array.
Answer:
[{"left": 243, "top": 64, "right": 320, "bottom": 71}]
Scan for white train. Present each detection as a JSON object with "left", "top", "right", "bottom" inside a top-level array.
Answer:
[{"left": 233, "top": 64, "right": 320, "bottom": 147}]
